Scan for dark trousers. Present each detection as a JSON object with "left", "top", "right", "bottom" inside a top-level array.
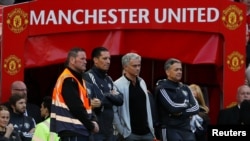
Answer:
[
  {"left": 60, "top": 136, "right": 89, "bottom": 141},
  {"left": 124, "top": 133, "right": 154, "bottom": 141},
  {"left": 89, "top": 133, "right": 116, "bottom": 141},
  {"left": 160, "top": 127, "right": 196, "bottom": 141}
]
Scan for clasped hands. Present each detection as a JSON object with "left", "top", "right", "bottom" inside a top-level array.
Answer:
[{"left": 91, "top": 98, "right": 101, "bottom": 108}]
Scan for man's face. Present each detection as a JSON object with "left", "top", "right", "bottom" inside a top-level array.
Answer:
[
  {"left": 71, "top": 51, "right": 87, "bottom": 72},
  {"left": 124, "top": 58, "right": 141, "bottom": 77},
  {"left": 237, "top": 85, "right": 250, "bottom": 104},
  {"left": 166, "top": 62, "right": 182, "bottom": 82},
  {"left": 11, "top": 83, "right": 27, "bottom": 99},
  {"left": 40, "top": 103, "right": 47, "bottom": 118},
  {"left": 94, "top": 51, "right": 111, "bottom": 71},
  {"left": 13, "top": 98, "right": 26, "bottom": 114}
]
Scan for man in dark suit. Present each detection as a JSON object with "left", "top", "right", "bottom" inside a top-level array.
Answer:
[
  {"left": 217, "top": 85, "right": 250, "bottom": 125},
  {"left": 239, "top": 99, "right": 250, "bottom": 125}
]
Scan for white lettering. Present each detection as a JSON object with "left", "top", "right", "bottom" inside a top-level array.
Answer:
[
  {"left": 30, "top": 10, "right": 45, "bottom": 25},
  {"left": 72, "top": 10, "right": 84, "bottom": 24},
  {"left": 139, "top": 9, "right": 149, "bottom": 23},
  {"left": 154, "top": 7, "right": 219, "bottom": 23},
  {"left": 118, "top": 9, "right": 129, "bottom": 24},
  {"left": 46, "top": 11, "right": 57, "bottom": 25},
  {"left": 187, "top": 8, "right": 196, "bottom": 22},
  {"left": 85, "top": 9, "right": 97, "bottom": 24},
  {"left": 168, "top": 8, "right": 180, "bottom": 22},
  {"left": 99, "top": 9, "right": 107, "bottom": 24},
  {"left": 212, "top": 129, "right": 247, "bottom": 136},
  {"left": 58, "top": 10, "right": 71, "bottom": 24},
  {"left": 154, "top": 8, "right": 166, "bottom": 23},
  {"left": 29, "top": 7, "right": 219, "bottom": 25},
  {"left": 182, "top": 8, "right": 186, "bottom": 22},
  {"left": 197, "top": 8, "right": 206, "bottom": 22},
  {"left": 108, "top": 9, "right": 117, "bottom": 24},
  {"left": 207, "top": 8, "right": 219, "bottom": 22},
  {"left": 212, "top": 129, "right": 219, "bottom": 136},
  {"left": 129, "top": 9, "right": 137, "bottom": 23}
]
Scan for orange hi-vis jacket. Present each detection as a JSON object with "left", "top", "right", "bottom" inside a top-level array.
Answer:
[{"left": 50, "top": 68, "right": 92, "bottom": 136}]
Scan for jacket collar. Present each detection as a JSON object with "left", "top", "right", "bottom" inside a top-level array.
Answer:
[
  {"left": 91, "top": 66, "right": 108, "bottom": 79},
  {"left": 67, "top": 67, "right": 83, "bottom": 83}
]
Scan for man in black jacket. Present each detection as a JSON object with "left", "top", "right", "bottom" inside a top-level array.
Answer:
[
  {"left": 155, "top": 58, "right": 199, "bottom": 141},
  {"left": 217, "top": 85, "right": 250, "bottom": 125},
  {"left": 83, "top": 46, "right": 123, "bottom": 141},
  {"left": 9, "top": 94, "right": 35, "bottom": 141}
]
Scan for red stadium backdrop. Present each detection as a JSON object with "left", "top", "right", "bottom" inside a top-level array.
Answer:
[{"left": 0, "top": 0, "right": 247, "bottom": 124}]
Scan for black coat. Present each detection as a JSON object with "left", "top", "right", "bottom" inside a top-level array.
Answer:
[
  {"left": 83, "top": 66, "right": 123, "bottom": 136},
  {"left": 217, "top": 105, "right": 240, "bottom": 125},
  {"left": 239, "top": 100, "right": 250, "bottom": 125}
]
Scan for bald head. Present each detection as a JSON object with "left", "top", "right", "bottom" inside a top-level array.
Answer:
[
  {"left": 10, "top": 81, "right": 27, "bottom": 99},
  {"left": 237, "top": 85, "right": 250, "bottom": 105}
]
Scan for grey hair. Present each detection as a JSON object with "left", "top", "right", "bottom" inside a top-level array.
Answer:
[
  {"left": 121, "top": 53, "right": 141, "bottom": 66},
  {"left": 164, "top": 58, "right": 181, "bottom": 70}
]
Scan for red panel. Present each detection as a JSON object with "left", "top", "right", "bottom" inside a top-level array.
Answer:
[
  {"left": 24, "top": 31, "right": 222, "bottom": 68},
  {"left": 0, "top": 0, "right": 246, "bottom": 117}
]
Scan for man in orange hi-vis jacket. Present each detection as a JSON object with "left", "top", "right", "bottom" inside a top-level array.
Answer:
[{"left": 50, "top": 47, "right": 99, "bottom": 141}]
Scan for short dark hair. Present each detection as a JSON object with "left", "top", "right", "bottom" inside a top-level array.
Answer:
[
  {"left": 91, "top": 47, "right": 108, "bottom": 60},
  {"left": 65, "top": 47, "right": 85, "bottom": 66},
  {"left": 9, "top": 94, "right": 26, "bottom": 106},
  {"left": 164, "top": 58, "right": 181, "bottom": 70},
  {"left": 42, "top": 96, "right": 52, "bottom": 113}
]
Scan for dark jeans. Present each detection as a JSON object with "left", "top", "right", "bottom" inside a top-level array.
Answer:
[
  {"left": 160, "top": 127, "right": 196, "bottom": 141},
  {"left": 124, "top": 133, "right": 154, "bottom": 141},
  {"left": 60, "top": 136, "right": 89, "bottom": 141}
]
